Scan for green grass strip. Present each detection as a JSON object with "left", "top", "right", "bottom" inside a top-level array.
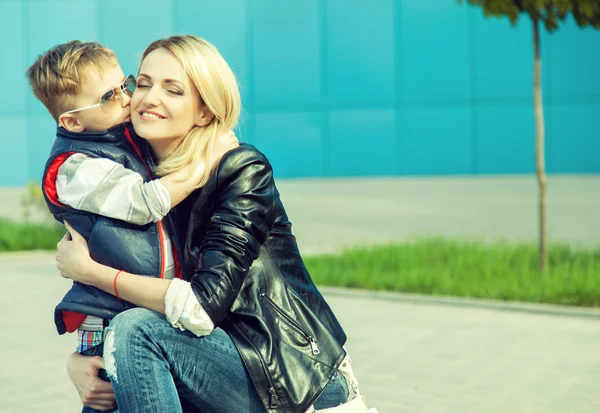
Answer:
[
  {"left": 305, "top": 239, "right": 600, "bottom": 307},
  {"left": 0, "top": 218, "right": 64, "bottom": 252},
  {"left": 2, "top": 220, "right": 598, "bottom": 307}
]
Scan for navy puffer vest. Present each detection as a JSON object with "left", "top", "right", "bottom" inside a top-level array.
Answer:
[{"left": 42, "top": 123, "right": 183, "bottom": 334}]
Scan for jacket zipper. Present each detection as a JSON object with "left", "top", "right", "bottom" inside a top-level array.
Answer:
[
  {"left": 233, "top": 323, "right": 279, "bottom": 409},
  {"left": 261, "top": 293, "right": 320, "bottom": 356}
]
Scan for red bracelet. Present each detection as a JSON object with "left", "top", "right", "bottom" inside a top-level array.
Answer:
[{"left": 114, "top": 270, "right": 124, "bottom": 300}]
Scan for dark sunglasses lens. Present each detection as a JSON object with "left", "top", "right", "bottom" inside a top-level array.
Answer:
[
  {"left": 123, "top": 76, "right": 136, "bottom": 96},
  {"left": 100, "top": 89, "right": 115, "bottom": 105}
]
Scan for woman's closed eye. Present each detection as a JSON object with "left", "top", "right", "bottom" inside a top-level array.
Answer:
[
  {"left": 167, "top": 89, "right": 183, "bottom": 96},
  {"left": 136, "top": 78, "right": 182, "bottom": 95}
]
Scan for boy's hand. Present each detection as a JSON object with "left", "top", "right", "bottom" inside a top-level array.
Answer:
[
  {"left": 215, "top": 129, "right": 239, "bottom": 153},
  {"left": 159, "top": 129, "right": 239, "bottom": 208},
  {"left": 56, "top": 221, "right": 95, "bottom": 284},
  {"left": 67, "top": 352, "right": 116, "bottom": 411},
  {"left": 195, "top": 129, "right": 239, "bottom": 183},
  {"left": 182, "top": 129, "right": 239, "bottom": 187}
]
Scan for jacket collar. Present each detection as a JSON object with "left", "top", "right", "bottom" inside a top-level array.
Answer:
[{"left": 55, "top": 122, "right": 133, "bottom": 143}]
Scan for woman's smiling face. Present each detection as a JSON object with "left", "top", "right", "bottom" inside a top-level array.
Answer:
[{"left": 131, "top": 48, "right": 203, "bottom": 157}]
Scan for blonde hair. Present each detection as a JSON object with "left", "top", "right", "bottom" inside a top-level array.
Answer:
[
  {"left": 25, "top": 40, "right": 118, "bottom": 121},
  {"left": 142, "top": 35, "right": 241, "bottom": 187}
]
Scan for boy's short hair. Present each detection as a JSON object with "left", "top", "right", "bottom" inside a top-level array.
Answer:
[{"left": 26, "top": 40, "right": 118, "bottom": 121}]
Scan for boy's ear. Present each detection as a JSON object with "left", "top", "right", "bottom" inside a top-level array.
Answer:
[
  {"left": 195, "top": 105, "right": 214, "bottom": 128},
  {"left": 58, "top": 114, "right": 85, "bottom": 132}
]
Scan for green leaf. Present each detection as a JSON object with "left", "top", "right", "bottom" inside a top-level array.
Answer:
[{"left": 457, "top": 0, "right": 600, "bottom": 32}]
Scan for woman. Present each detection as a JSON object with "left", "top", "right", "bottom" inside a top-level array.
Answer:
[{"left": 58, "top": 35, "right": 373, "bottom": 413}]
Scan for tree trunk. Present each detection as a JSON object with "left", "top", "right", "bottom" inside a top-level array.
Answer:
[{"left": 533, "top": 19, "right": 548, "bottom": 271}]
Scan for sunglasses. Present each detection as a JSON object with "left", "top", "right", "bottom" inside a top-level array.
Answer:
[{"left": 62, "top": 74, "right": 136, "bottom": 116}]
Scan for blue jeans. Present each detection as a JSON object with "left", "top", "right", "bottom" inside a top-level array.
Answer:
[
  {"left": 105, "top": 308, "right": 351, "bottom": 413},
  {"left": 79, "top": 342, "right": 200, "bottom": 413},
  {"left": 80, "top": 343, "right": 117, "bottom": 413}
]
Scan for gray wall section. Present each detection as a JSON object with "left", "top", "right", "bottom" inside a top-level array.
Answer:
[{"left": 2, "top": 176, "right": 599, "bottom": 249}]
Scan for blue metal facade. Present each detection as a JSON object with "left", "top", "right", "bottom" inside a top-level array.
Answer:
[{"left": 1, "top": 0, "right": 599, "bottom": 186}]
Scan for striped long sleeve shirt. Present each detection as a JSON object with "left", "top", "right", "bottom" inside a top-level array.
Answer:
[{"left": 56, "top": 153, "right": 170, "bottom": 225}]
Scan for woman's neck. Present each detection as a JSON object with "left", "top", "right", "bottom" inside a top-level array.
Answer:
[{"left": 148, "top": 138, "right": 184, "bottom": 162}]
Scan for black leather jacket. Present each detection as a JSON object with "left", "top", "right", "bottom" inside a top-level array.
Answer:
[{"left": 175, "top": 144, "right": 347, "bottom": 413}]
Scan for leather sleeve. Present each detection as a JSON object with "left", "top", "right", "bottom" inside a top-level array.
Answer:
[{"left": 189, "top": 147, "right": 277, "bottom": 325}]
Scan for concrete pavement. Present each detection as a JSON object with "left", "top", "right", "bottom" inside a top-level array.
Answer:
[
  {"left": 0, "top": 176, "right": 599, "bottom": 412},
  {"left": 1, "top": 254, "right": 599, "bottom": 413}
]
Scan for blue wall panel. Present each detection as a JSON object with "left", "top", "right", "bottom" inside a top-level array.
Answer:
[
  {"left": 548, "top": 104, "right": 600, "bottom": 173},
  {"left": 251, "top": 0, "right": 321, "bottom": 107},
  {"left": 26, "top": 116, "right": 56, "bottom": 183},
  {"left": 1, "top": 2, "right": 27, "bottom": 115},
  {"left": 473, "top": 13, "right": 533, "bottom": 102},
  {"left": 236, "top": 109, "right": 256, "bottom": 146},
  {"left": 327, "top": 0, "right": 395, "bottom": 105},
  {"left": 328, "top": 110, "right": 397, "bottom": 176},
  {"left": 25, "top": 0, "right": 97, "bottom": 115},
  {"left": 0, "top": 118, "right": 28, "bottom": 186},
  {"left": 100, "top": 0, "right": 174, "bottom": 75},
  {"left": 2, "top": 0, "right": 599, "bottom": 187},
  {"left": 547, "top": 18, "right": 600, "bottom": 101},
  {"left": 399, "top": 1, "right": 471, "bottom": 104},
  {"left": 399, "top": 108, "right": 472, "bottom": 175},
  {"left": 474, "top": 105, "right": 535, "bottom": 174},
  {"left": 254, "top": 112, "right": 324, "bottom": 178}
]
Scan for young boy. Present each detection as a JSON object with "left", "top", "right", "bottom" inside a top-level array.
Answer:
[{"left": 26, "top": 40, "right": 229, "bottom": 412}]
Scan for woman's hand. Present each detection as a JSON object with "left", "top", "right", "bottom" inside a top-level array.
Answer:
[
  {"left": 56, "top": 221, "right": 96, "bottom": 284},
  {"left": 67, "top": 352, "right": 116, "bottom": 411}
]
